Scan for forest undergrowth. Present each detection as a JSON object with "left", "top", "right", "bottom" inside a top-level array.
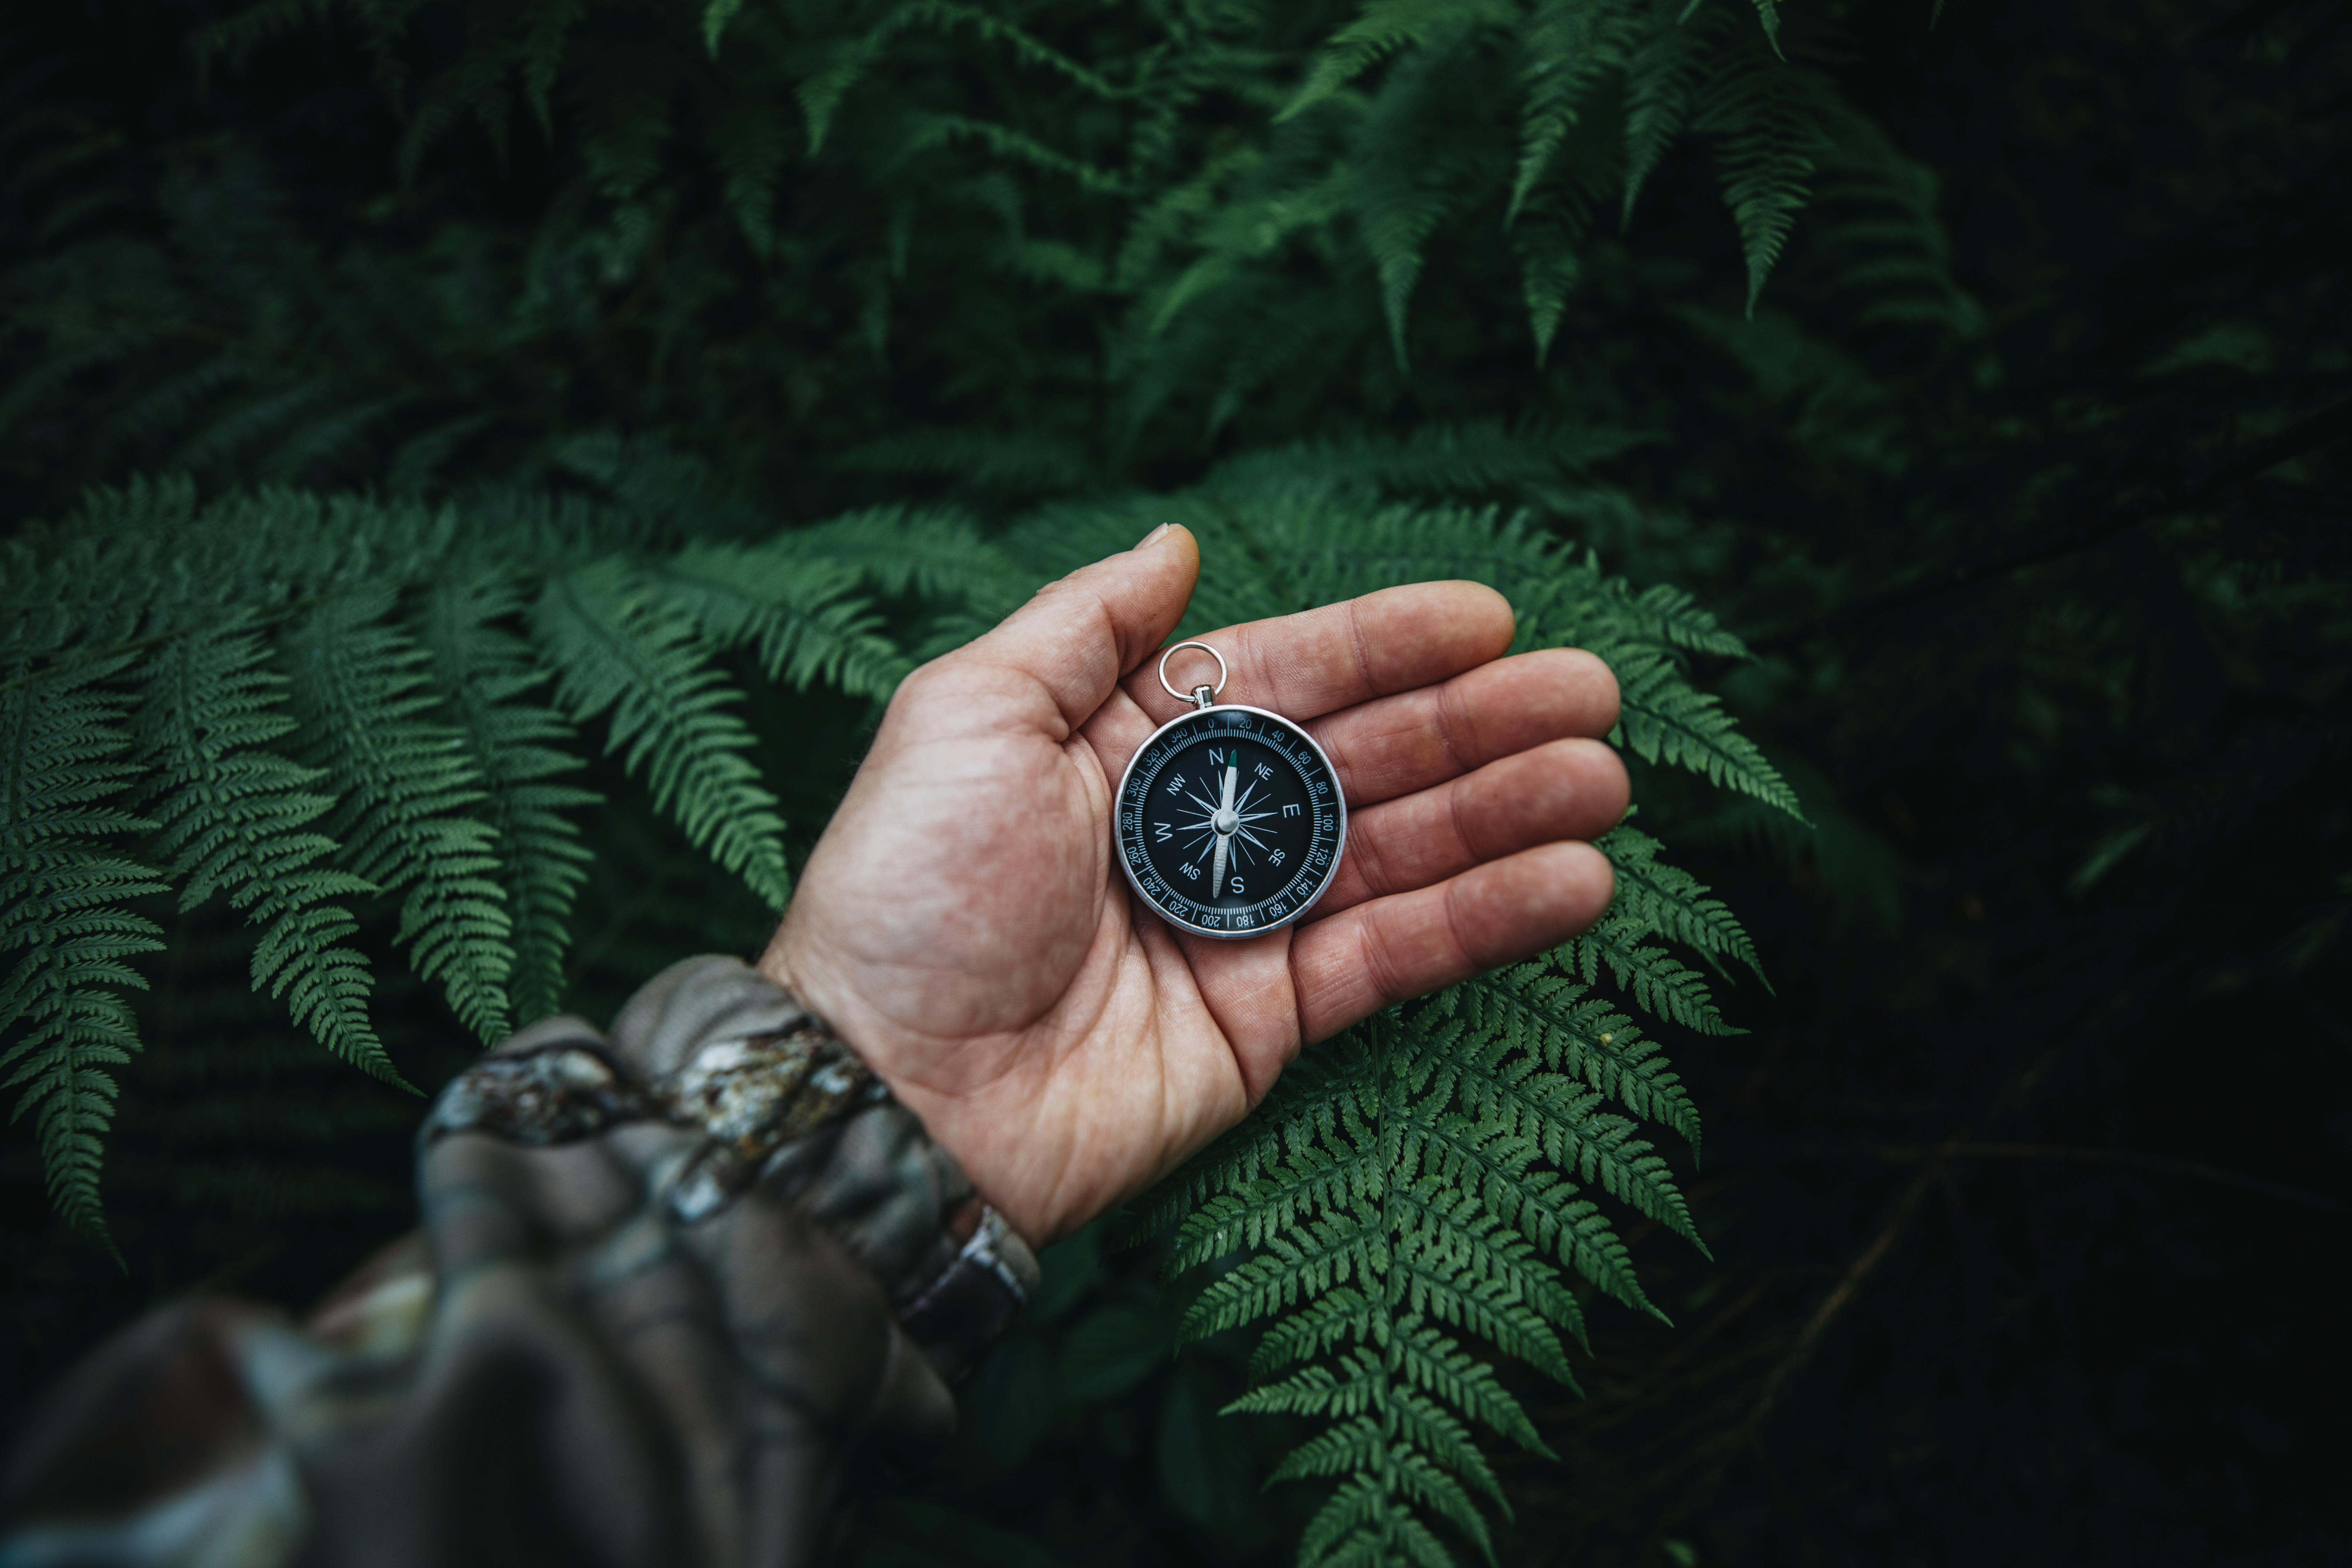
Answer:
[{"left": 3, "top": 1, "right": 2348, "bottom": 1565}]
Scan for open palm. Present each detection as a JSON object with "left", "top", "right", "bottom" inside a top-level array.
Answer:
[{"left": 762, "top": 525, "right": 1628, "bottom": 1244}]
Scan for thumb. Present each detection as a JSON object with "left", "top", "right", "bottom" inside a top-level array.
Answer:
[{"left": 963, "top": 524, "right": 1200, "bottom": 730}]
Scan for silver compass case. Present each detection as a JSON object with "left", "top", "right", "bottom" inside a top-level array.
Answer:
[{"left": 1114, "top": 699, "right": 1349, "bottom": 939}]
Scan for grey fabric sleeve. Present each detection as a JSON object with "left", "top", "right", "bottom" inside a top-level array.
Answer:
[{"left": 0, "top": 957, "right": 1036, "bottom": 1568}]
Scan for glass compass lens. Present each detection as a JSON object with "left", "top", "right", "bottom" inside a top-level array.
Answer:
[{"left": 1115, "top": 703, "right": 1346, "bottom": 938}]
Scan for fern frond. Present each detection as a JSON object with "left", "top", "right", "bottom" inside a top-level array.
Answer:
[
  {"left": 0, "top": 654, "right": 165, "bottom": 1239},
  {"left": 1168, "top": 968, "right": 1706, "bottom": 1560},
  {"left": 413, "top": 580, "right": 596, "bottom": 1027},
  {"left": 1346, "top": 23, "right": 1493, "bottom": 368},
  {"left": 1693, "top": 24, "right": 1826, "bottom": 312},
  {"left": 1181, "top": 1203, "right": 1387, "bottom": 1340},
  {"left": 134, "top": 624, "right": 398, "bottom": 1083},
  {"left": 1457, "top": 963, "right": 1701, "bottom": 1148},
  {"left": 1388, "top": 1323, "right": 1553, "bottom": 1451},
  {"left": 1510, "top": 0, "right": 1638, "bottom": 223},
  {"left": 1572, "top": 915, "right": 1736, "bottom": 1035},
  {"left": 799, "top": 1, "right": 1124, "bottom": 154},
  {"left": 1608, "top": 643, "right": 1806, "bottom": 818},
  {"left": 1299, "top": 1475, "right": 1456, "bottom": 1568},
  {"left": 1282, "top": 0, "right": 1514, "bottom": 123},
  {"left": 648, "top": 540, "right": 909, "bottom": 700},
  {"left": 1620, "top": 7, "right": 1708, "bottom": 225},
  {"left": 282, "top": 591, "right": 514, "bottom": 1043},
  {"left": 1803, "top": 101, "right": 1983, "bottom": 336},
  {"left": 1598, "top": 820, "right": 1766, "bottom": 979},
  {"left": 530, "top": 560, "right": 792, "bottom": 910},
  {"left": 1388, "top": 1185, "right": 1580, "bottom": 1374},
  {"left": 1132, "top": 1041, "right": 1374, "bottom": 1245},
  {"left": 1275, "top": 1413, "right": 1499, "bottom": 1557},
  {"left": 1513, "top": 197, "right": 1586, "bottom": 368},
  {"left": 1247, "top": 1287, "right": 1383, "bottom": 1378},
  {"left": 788, "top": 509, "right": 1022, "bottom": 610},
  {"left": 1577, "top": 573, "right": 1756, "bottom": 659}
]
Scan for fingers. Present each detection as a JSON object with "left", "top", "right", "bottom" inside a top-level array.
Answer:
[
  {"left": 953, "top": 524, "right": 1202, "bottom": 734},
  {"left": 1310, "top": 737, "right": 1628, "bottom": 919},
  {"left": 1126, "top": 581, "right": 1517, "bottom": 729},
  {"left": 1289, "top": 841, "right": 1616, "bottom": 1043},
  {"left": 1308, "top": 647, "right": 1620, "bottom": 808}
]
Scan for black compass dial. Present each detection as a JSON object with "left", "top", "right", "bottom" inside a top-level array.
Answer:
[{"left": 1115, "top": 704, "right": 1346, "bottom": 938}]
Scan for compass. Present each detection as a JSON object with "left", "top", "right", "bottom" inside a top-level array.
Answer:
[{"left": 1115, "top": 641, "right": 1348, "bottom": 939}]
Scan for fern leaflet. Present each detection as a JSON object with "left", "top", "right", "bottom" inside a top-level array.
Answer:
[
  {"left": 414, "top": 580, "right": 598, "bottom": 1028},
  {"left": 531, "top": 560, "right": 793, "bottom": 911},
  {"left": 134, "top": 623, "right": 400, "bottom": 1084},
  {"left": 1608, "top": 644, "right": 1806, "bottom": 819},
  {"left": 649, "top": 540, "right": 910, "bottom": 700},
  {"left": 1694, "top": 23, "right": 1824, "bottom": 312},
  {"left": 283, "top": 591, "right": 515, "bottom": 1043},
  {"left": 0, "top": 655, "right": 166, "bottom": 1241}
]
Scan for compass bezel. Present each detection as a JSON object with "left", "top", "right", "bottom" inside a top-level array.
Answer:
[{"left": 1113, "top": 702, "right": 1348, "bottom": 940}]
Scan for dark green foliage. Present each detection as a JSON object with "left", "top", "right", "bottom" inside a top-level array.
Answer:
[
  {"left": 135, "top": 624, "right": 399, "bottom": 1084},
  {"left": 285, "top": 592, "right": 516, "bottom": 1043},
  {"left": 5, "top": 0, "right": 2351, "bottom": 1565},
  {"left": 412, "top": 580, "right": 600, "bottom": 1026},
  {"left": 0, "top": 485, "right": 985, "bottom": 1238},
  {"left": 0, "top": 655, "right": 164, "bottom": 1244}
]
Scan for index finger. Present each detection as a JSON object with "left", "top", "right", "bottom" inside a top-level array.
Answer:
[{"left": 1124, "top": 582, "right": 1517, "bottom": 728}]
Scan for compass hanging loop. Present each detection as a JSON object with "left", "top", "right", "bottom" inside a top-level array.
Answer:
[{"left": 1156, "top": 641, "right": 1228, "bottom": 709}]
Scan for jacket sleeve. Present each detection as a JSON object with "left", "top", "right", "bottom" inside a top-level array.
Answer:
[{"left": 0, "top": 956, "right": 1037, "bottom": 1568}]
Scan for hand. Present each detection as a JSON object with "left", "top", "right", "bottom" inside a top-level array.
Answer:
[{"left": 761, "top": 525, "right": 1628, "bottom": 1243}]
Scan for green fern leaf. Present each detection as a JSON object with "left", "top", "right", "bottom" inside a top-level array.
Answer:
[
  {"left": 1282, "top": 0, "right": 1513, "bottom": 122},
  {"left": 700, "top": 0, "right": 744, "bottom": 55},
  {"left": 1694, "top": 26, "right": 1825, "bottom": 312},
  {"left": 414, "top": 580, "right": 597, "bottom": 1027},
  {"left": 1620, "top": 9, "right": 1708, "bottom": 226},
  {"left": 282, "top": 591, "right": 515, "bottom": 1043},
  {"left": 134, "top": 624, "right": 400, "bottom": 1084},
  {"left": 530, "top": 560, "right": 792, "bottom": 911},
  {"left": 1389, "top": 1322, "right": 1556, "bottom": 1451},
  {"left": 1598, "top": 820, "right": 1767, "bottom": 979},
  {"left": 801, "top": 1, "right": 1122, "bottom": 153},
  {"left": 784, "top": 507, "right": 1026, "bottom": 612},
  {"left": 1572, "top": 915, "right": 1737, "bottom": 1035},
  {"left": 1348, "top": 28, "right": 1488, "bottom": 370},
  {"left": 1514, "top": 205, "right": 1584, "bottom": 368},
  {"left": 1457, "top": 964, "right": 1702, "bottom": 1150},
  {"left": 647, "top": 539, "right": 910, "bottom": 700},
  {"left": 0, "top": 654, "right": 166, "bottom": 1240},
  {"left": 1608, "top": 644, "right": 1806, "bottom": 818},
  {"left": 1509, "top": 0, "right": 1637, "bottom": 224},
  {"left": 1577, "top": 573, "right": 1756, "bottom": 659},
  {"left": 1300, "top": 1476, "right": 1456, "bottom": 1568}
]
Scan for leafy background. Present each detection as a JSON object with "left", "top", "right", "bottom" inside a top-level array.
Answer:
[{"left": 4, "top": 1, "right": 2350, "bottom": 1566}]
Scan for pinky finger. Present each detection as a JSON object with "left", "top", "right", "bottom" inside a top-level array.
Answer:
[{"left": 1289, "top": 841, "right": 1615, "bottom": 1044}]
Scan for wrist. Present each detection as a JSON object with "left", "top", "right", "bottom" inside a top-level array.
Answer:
[{"left": 427, "top": 954, "right": 1039, "bottom": 1379}]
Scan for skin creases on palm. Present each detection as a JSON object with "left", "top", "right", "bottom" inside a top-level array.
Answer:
[{"left": 762, "top": 525, "right": 1629, "bottom": 1244}]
